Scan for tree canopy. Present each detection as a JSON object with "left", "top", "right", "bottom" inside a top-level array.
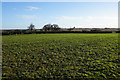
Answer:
[{"left": 43, "top": 24, "right": 60, "bottom": 31}]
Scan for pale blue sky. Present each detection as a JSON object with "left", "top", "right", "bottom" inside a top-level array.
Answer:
[
  {"left": 2, "top": 0, "right": 119, "bottom": 2},
  {"left": 2, "top": 2, "right": 118, "bottom": 29}
]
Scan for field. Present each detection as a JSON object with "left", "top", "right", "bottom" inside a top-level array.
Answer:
[{"left": 2, "top": 33, "right": 120, "bottom": 79}]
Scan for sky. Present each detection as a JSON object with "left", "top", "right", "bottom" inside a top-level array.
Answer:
[
  {"left": 2, "top": 0, "right": 119, "bottom": 2},
  {"left": 2, "top": 2, "right": 118, "bottom": 29}
]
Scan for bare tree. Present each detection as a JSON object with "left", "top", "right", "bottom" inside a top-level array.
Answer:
[{"left": 28, "top": 24, "right": 35, "bottom": 31}]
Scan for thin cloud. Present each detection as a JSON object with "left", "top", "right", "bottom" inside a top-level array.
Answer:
[
  {"left": 16, "top": 15, "right": 37, "bottom": 19},
  {"left": 26, "top": 6, "right": 39, "bottom": 11},
  {"left": 54, "top": 16, "right": 118, "bottom": 28},
  {"left": 13, "top": 8, "right": 16, "bottom": 10}
]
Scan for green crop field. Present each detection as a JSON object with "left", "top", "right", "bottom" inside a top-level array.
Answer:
[{"left": 2, "top": 33, "right": 120, "bottom": 79}]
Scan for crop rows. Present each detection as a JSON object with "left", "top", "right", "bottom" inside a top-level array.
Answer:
[{"left": 2, "top": 33, "right": 120, "bottom": 79}]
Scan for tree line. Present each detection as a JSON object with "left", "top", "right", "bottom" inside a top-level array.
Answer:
[{"left": 28, "top": 23, "right": 61, "bottom": 31}]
